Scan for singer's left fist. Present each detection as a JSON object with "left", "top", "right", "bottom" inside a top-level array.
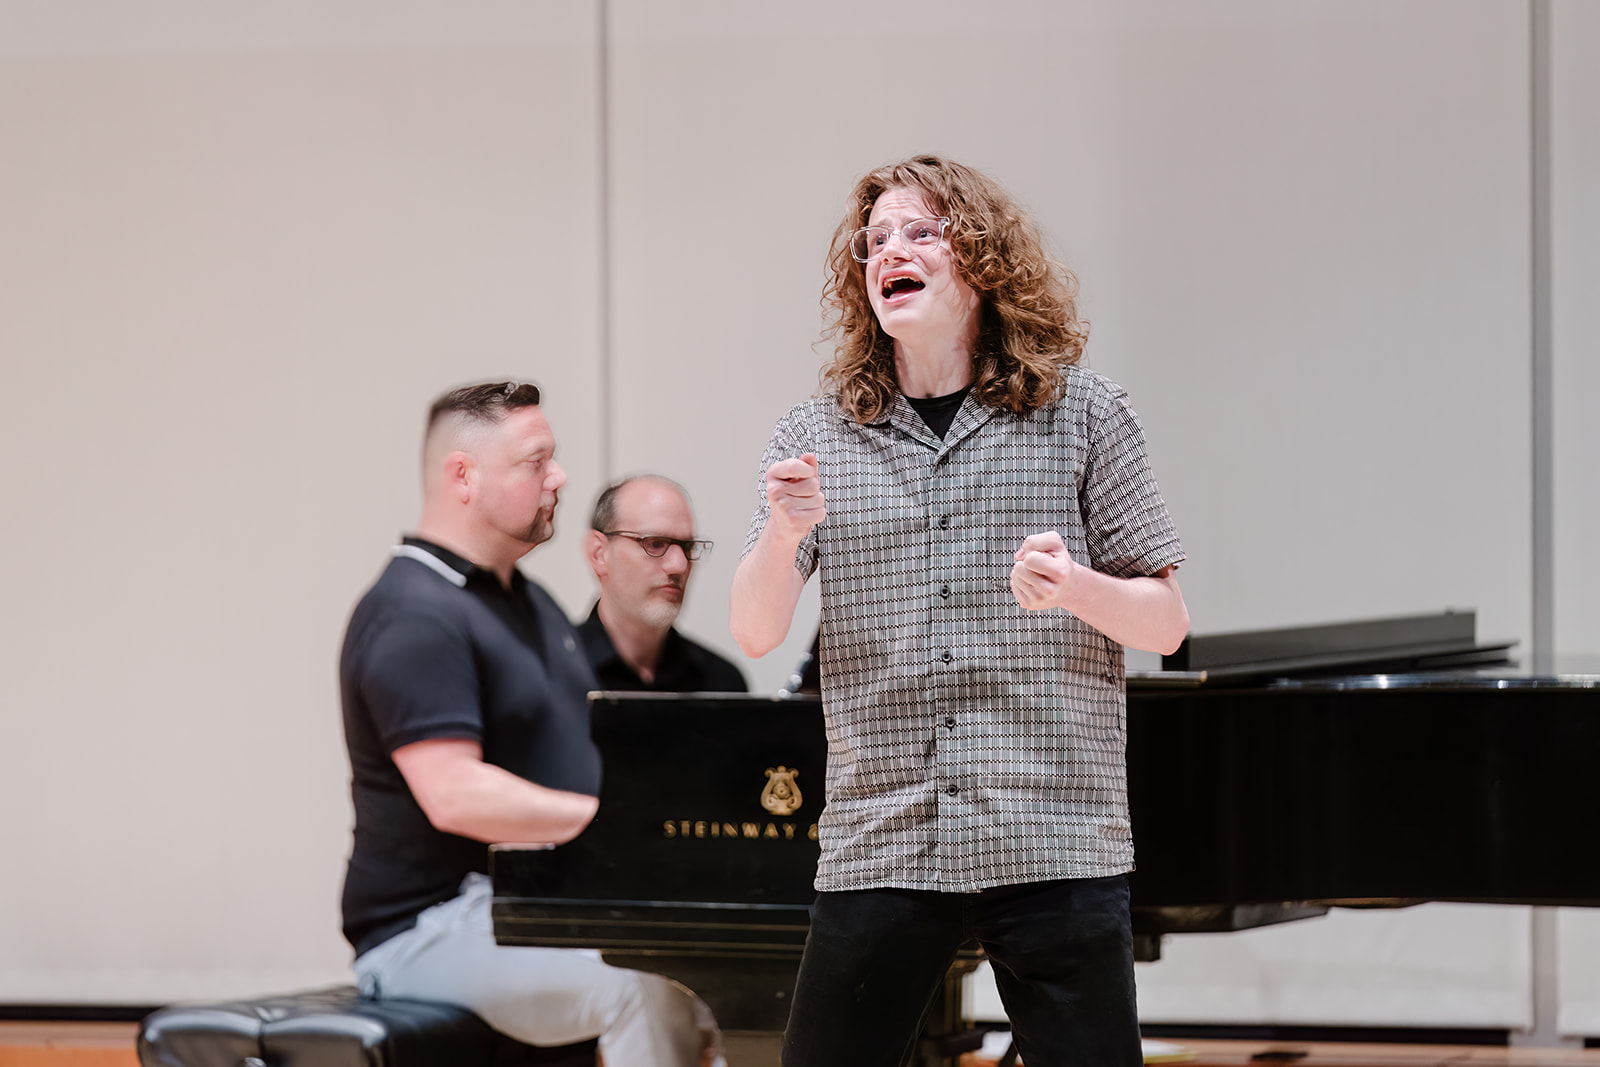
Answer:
[{"left": 1010, "top": 530, "right": 1079, "bottom": 611}]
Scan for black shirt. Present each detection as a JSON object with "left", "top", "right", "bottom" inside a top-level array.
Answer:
[
  {"left": 576, "top": 604, "right": 749, "bottom": 693},
  {"left": 338, "top": 538, "right": 601, "bottom": 956},
  {"left": 906, "top": 385, "right": 972, "bottom": 440}
]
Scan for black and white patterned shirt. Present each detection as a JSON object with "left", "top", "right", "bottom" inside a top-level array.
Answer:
[{"left": 744, "top": 366, "right": 1184, "bottom": 892}]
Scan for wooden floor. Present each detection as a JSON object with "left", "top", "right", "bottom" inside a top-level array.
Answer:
[
  {"left": 7, "top": 1023, "right": 1600, "bottom": 1067},
  {"left": 961, "top": 1038, "right": 1600, "bottom": 1067},
  {"left": 0, "top": 1023, "right": 138, "bottom": 1067},
  {"left": 1165, "top": 1044, "right": 1600, "bottom": 1066}
]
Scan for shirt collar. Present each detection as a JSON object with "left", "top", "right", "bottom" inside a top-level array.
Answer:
[
  {"left": 878, "top": 389, "right": 995, "bottom": 454},
  {"left": 579, "top": 602, "right": 687, "bottom": 683},
  {"left": 394, "top": 536, "right": 502, "bottom": 589},
  {"left": 578, "top": 603, "right": 620, "bottom": 663}
]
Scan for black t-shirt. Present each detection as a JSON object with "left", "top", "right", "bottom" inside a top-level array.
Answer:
[
  {"left": 576, "top": 604, "right": 749, "bottom": 693},
  {"left": 338, "top": 538, "right": 602, "bottom": 956},
  {"left": 906, "top": 385, "right": 971, "bottom": 440}
]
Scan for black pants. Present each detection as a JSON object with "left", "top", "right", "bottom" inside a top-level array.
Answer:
[{"left": 781, "top": 875, "right": 1141, "bottom": 1067}]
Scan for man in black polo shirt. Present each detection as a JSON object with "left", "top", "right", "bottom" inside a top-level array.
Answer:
[
  {"left": 339, "top": 382, "right": 718, "bottom": 1066},
  {"left": 578, "top": 475, "right": 748, "bottom": 693}
]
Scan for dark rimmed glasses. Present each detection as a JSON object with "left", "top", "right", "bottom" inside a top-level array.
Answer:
[
  {"left": 602, "top": 531, "right": 713, "bottom": 561},
  {"left": 849, "top": 216, "right": 950, "bottom": 263}
]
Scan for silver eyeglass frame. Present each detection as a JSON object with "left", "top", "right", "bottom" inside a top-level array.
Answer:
[{"left": 849, "top": 216, "right": 951, "bottom": 264}]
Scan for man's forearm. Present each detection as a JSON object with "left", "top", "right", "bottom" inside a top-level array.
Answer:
[
  {"left": 730, "top": 530, "right": 807, "bottom": 658},
  {"left": 421, "top": 757, "right": 599, "bottom": 845},
  {"left": 1061, "top": 570, "right": 1189, "bottom": 655}
]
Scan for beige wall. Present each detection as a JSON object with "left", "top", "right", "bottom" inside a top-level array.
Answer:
[
  {"left": 0, "top": 0, "right": 603, "bottom": 1000},
  {"left": 0, "top": 0, "right": 1595, "bottom": 1037},
  {"left": 1552, "top": 0, "right": 1600, "bottom": 1037},
  {"left": 1552, "top": 0, "right": 1600, "bottom": 666}
]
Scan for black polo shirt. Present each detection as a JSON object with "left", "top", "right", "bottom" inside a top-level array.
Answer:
[
  {"left": 338, "top": 537, "right": 601, "bottom": 957},
  {"left": 577, "top": 604, "right": 749, "bottom": 693}
]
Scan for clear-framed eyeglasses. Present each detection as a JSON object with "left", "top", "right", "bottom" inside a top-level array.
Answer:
[
  {"left": 849, "top": 216, "right": 951, "bottom": 263},
  {"left": 602, "top": 531, "right": 713, "bottom": 561}
]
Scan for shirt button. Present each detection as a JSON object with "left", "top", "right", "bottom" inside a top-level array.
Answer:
[
  {"left": 938, "top": 515, "right": 950, "bottom": 529},
  {"left": 945, "top": 785, "right": 959, "bottom": 796},
  {"left": 944, "top": 716, "right": 956, "bottom": 728},
  {"left": 940, "top": 650, "right": 953, "bottom": 663},
  {"left": 938, "top": 584, "right": 950, "bottom": 598}
]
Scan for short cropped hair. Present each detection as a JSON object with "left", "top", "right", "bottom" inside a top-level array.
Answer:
[
  {"left": 590, "top": 474, "right": 690, "bottom": 532},
  {"left": 425, "top": 380, "right": 543, "bottom": 440},
  {"left": 821, "top": 155, "right": 1089, "bottom": 422}
]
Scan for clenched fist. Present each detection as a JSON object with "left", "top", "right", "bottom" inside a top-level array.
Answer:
[
  {"left": 1010, "top": 530, "right": 1081, "bottom": 611},
  {"left": 765, "top": 452, "right": 827, "bottom": 543}
]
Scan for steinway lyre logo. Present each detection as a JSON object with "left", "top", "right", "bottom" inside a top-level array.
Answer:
[{"left": 760, "top": 766, "right": 802, "bottom": 817}]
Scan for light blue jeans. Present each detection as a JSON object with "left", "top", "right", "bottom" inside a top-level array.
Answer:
[{"left": 354, "top": 874, "right": 720, "bottom": 1066}]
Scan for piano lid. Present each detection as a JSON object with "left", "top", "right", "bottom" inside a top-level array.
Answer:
[{"left": 1157, "top": 610, "right": 1517, "bottom": 682}]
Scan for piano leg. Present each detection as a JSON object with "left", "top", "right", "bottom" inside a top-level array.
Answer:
[
  {"left": 913, "top": 955, "right": 986, "bottom": 1067},
  {"left": 586, "top": 951, "right": 986, "bottom": 1065}
]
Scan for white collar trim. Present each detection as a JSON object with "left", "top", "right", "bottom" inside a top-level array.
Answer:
[{"left": 390, "top": 544, "right": 468, "bottom": 587}]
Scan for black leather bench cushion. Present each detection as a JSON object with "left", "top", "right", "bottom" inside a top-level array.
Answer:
[{"left": 137, "top": 986, "right": 597, "bottom": 1067}]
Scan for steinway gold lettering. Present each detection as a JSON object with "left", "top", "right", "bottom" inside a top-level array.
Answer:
[{"left": 658, "top": 820, "right": 822, "bottom": 841}]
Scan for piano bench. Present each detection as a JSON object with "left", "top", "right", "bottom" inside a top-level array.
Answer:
[{"left": 136, "top": 985, "right": 598, "bottom": 1067}]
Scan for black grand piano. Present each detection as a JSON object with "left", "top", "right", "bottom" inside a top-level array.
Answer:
[{"left": 492, "top": 611, "right": 1600, "bottom": 1037}]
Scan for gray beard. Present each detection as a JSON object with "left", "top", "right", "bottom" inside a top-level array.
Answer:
[{"left": 634, "top": 596, "right": 681, "bottom": 631}]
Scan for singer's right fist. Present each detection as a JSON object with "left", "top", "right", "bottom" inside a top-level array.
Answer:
[{"left": 765, "top": 453, "right": 826, "bottom": 539}]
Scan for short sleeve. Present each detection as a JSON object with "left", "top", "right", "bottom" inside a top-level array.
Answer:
[
  {"left": 1079, "top": 377, "right": 1185, "bottom": 579},
  {"left": 742, "top": 406, "right": 821, "bottom": 580},
  {"left": 356, "top": 610, "right": 484, "bottom": 752}
]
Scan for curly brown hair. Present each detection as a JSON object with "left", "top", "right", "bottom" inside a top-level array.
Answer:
[{"left": 820, "top": 155, "right": 1088, "bottom": 422}]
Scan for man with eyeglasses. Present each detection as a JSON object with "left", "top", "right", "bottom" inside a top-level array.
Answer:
[
  {"left": 578, "top": 475, "right": 747, "bottom": 693},
  {"left": 732, "top": 157, "right": 1189, "bottom": 1067},
  {"left": 338, "top": 382, "right": 721, "bottom": 1067}
]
